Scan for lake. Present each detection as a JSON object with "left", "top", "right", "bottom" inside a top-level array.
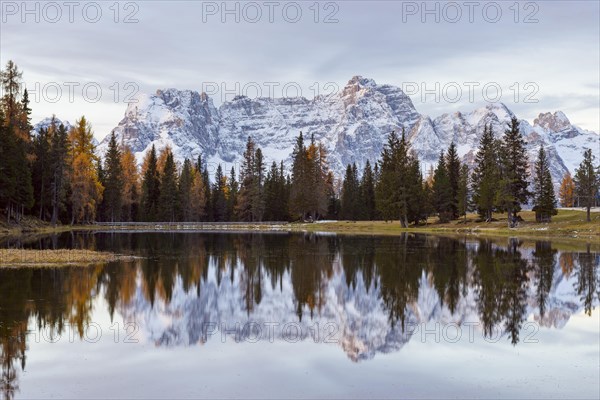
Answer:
[{"left": 1, "top": 232, "right": 598, "bottom": 399}]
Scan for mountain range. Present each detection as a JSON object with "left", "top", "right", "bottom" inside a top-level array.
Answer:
[{"left": 40, "top": 76, "right": 599, "bottom": 186}]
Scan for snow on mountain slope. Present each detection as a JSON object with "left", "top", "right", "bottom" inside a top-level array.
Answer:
[{"left": 92, "top": 76, "right": 598, "bottom": 185}]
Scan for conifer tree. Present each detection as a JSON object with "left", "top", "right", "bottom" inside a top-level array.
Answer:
[
  {"left": 341, "top": 163, "right": 360, "bottom": 220},
  {"left": 532, "top": 146, "right": 557, "bottom": 222},
  {"left": 68, "top": 116, "right": 103, "bottom": 224},
  {"left": 574, "top": 149, "right": 599, "bottom": 222},
  {"left": 236, "top": 137, "right": 257, "bottom": 221},
  {"left": 472, "top": 125, "right": 499, "bottom": 222},
  {"left": 446, "top": 142, "right": 461, "bottom": 219},
  {"left": 360, "top": 160, "right": 376, "bottom": 220},
  {"left": 32, "top": 126, "right": 52, "bottom": 220},
  {"left": 49, "top": 123, "right": 70, "bottom": 226},
  {"left": 559, "top": 172, "right": 575, "bottom": 207},
  {"left": 178, "top": 159, "right": 194, "bottom": 221},
  {"left": 102, "top": 132, "right": 123, "bottom": 222},
  {"left": 159, "top": 148, "right": 179, "bottom": 221},
  {"left": 227, "top": 166, "right": 239, "bottom": 221},
  {"left": 289, "top": 132, "right": 310, "bottom": 220},
  {"left": 432, "top": 151, "right": 453, "bottom": 222},
  {"left": 496, "top": 117, "right": 530, "bottom": 226},
  {"left": 376, "top": 131, "right": 401, "bottom": 222},
  {"left": 189, "top": 167, "right": 207, "bottom": 221},
  {"left": 252, "top": 148, "right": 266, "bottom": 221},
  {"left": 457, "top": 164, "right": 470, "bottom": 222},
  {"left": 120, "top": 145, "right": 139, "bottom": 221},
  {"left": 212, "top": 164, "right": 228, "bottom": 221},
  {"left": 141, "top": 145, "right": 160, "bottom": 221}
]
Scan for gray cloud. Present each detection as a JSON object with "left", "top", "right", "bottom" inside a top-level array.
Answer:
[{"left": 1, "top": 0, "right": 598, "bottom": 138}]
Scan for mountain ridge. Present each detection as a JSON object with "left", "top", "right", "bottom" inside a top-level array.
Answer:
[{"left": 54, "top": 76, "right": 598, "bottom": 186}]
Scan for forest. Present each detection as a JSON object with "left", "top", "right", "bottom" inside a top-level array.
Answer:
[{"left": 2, "top": 61, "right": 599, "bottom": 227}]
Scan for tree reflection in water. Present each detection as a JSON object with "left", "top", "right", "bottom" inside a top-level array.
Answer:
[{"left": 0, "top": 232, "right": 598, "bottom": 399}]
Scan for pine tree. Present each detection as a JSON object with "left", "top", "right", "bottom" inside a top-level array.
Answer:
[
  {"left": 141, "top": 145, "right": 160, "bottom": 221},
  {"left": 236, "top": 137, "right": 257, "bottom": 221},
  {"left": 102, "top": 132, "right": 123, "bottom": 222},
  {"left": 289, "top": 132, "right": 310, "bottom": 220},
  {"left": 446, "top": 142, "right": 461, "bottom": 219},
  {"left": 178, "top": 159, "right": 194, "bottom": 221},
  {"left": 32, "top": 126, "right": 52, "bottom": 220},
  {"left": 360, "top": 160, "right": 376, "bottom": 220},
  {"left": 68, "top": 116, "right": 103, "bottom": 224},
  {"left": 472, "top": 125, "right": 499, "bottom": 222},
  {"left": 341, "top": 163, "right": 360, "bottom": 220},
  {"left": 574, "top": 149, "right": 599, "bottom": 222},
  {"left": 227, "top": 166, "right": 239, "bottom": 221},
  {"left": 159, "top": 148, "right": 179, "bottom": 221},
  {"left": 0, "top": 61, "right": 34, "bottom": 221},
  {"left": 496, "top": 117, "right": 530, "bottom": 226},
  {"left": 251, "top": 148, "right": 265, "bottom": 221},
  {"left": 559, "top": 172, "right": 575, "bottom": 207},
  {"left": 532, "top": 146, "right": 557, "bottom": 222},
  {"left": 212, "top": 164, "right": 228, "bottom": 221},
  {"left": 432, "top": 151, "right": 453, "bottom": 222},
  {"left": 457, "top": 164, "right": 470, "bottom": 222},
  {"left": 49, "top": 123, "right": 70, "bottom": 226},
  {"left": 376, "top": 131, "right": 401, "bottom": 222}
]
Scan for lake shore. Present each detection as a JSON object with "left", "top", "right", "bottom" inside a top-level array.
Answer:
[{"left": 2, "top": 209, "right": 598, "bottom": 247}]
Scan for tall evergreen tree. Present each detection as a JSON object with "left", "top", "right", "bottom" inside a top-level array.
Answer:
[
  {"left": 360, "top": 160, "right": 376, "bottom": 220},
  {"left": 141, "top": 145, "right": 160, "bottom": 221},
  {"left": 446, "top": 142, "right": 461, "bottom": 219},
  {"left": 432, "top": 151, "right": 453, "bottom": 222},
  {"left": 532, "top": 146, "right": 557, "bottom": 222},
  {"left": 376, "top": 131, "right": 401, "bottom": 222},
  {"left": 472, "top": 125, "right": 499, "bottom": 222},
  {"left": 457, "top": 164, "right": 470, "bottom": 222},
  {"left": 102, "top": 132, "right": 123, "bottom": 222},
  {"left": 48, "top": 123, "right": 70, "bottom": 226},
  {"left": 236, "top": 137, "right": 257, "bottom": 221},
  {"left": 496, "top": 117, "right": 530, "bottom": 226},
  {"left": 178, "top": 159, "right": 194, "bottom": 221},
  {"left": 32, "top": 126, "right": 52, "bottom": 220},
  {"left": 341, "top": 163, "right": 360, "bottom": 220},
  {"left": 289, "top": 132, "right": 310, "bottom": 220},
  {"left": 252, "top": 148, "right": 266, "bottom": 221},
  {"left": 227, "top": 166, "right": 239, "bottom": 221},
  {"left": 212, "top": 164, "right": 228, "bottom": 221},
  {"left": 159, "top": 149, "right": 179, "bottom": 221},
  {"left": 574, "top": 149, "right": 599, "bottom": 222}
]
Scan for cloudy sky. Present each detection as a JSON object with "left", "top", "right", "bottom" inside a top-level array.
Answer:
[{"left": 2, "top": 0, "right": 599, "bottom": 140}]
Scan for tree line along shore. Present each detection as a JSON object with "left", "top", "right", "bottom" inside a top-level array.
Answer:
[{"left": 2, "top": 60, "right": 599, "bottom": 232}]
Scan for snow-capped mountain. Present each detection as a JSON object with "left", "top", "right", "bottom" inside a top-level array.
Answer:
[
  {"left": 31, "top": 117, "right": 73, "bottom": 136},
  {"left": 95, "top": 76, "right": 599, "bottom": 185}
]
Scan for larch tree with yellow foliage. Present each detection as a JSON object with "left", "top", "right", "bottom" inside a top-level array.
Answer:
[
  {"left": 559, "top": 172, "right": 575, "bottom": 207},
  {"left": 69, "top": 116, "right": 103, "bottom": 224}
]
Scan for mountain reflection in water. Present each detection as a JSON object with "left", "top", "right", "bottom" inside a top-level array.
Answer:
[{"left": 0, "top": 232, "right": 598, "bottom": 399}]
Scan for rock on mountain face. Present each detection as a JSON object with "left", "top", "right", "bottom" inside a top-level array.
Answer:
[
  {"left": 97, "top": 76, "right": 599, "bottom": 185},
  {"left": 31, "top": 117, "right": 73, "bottom": 135}
]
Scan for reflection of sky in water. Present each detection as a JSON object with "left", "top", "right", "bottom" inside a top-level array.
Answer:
[
  {"left": 20, "top": 310, "right": 600, "bottom": 399},
  {"left": 2, "top": 233, "right": 599, "bottom": 399}
]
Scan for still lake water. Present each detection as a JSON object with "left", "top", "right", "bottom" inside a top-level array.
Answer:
[{"left": 0, "top": 232, "right": 598, "bottom": 399}]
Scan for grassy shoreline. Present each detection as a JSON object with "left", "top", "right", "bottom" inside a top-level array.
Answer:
[
  {"left": 1, "top": 210, "right": 598, "bottom": 248},
  {"left": 0, "top": 249, "right": 129, "bottom": 268}
]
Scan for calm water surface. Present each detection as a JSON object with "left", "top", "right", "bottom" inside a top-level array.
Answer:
[{"left": 1, "top": 232, "right": 598, "bottom": 399}]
